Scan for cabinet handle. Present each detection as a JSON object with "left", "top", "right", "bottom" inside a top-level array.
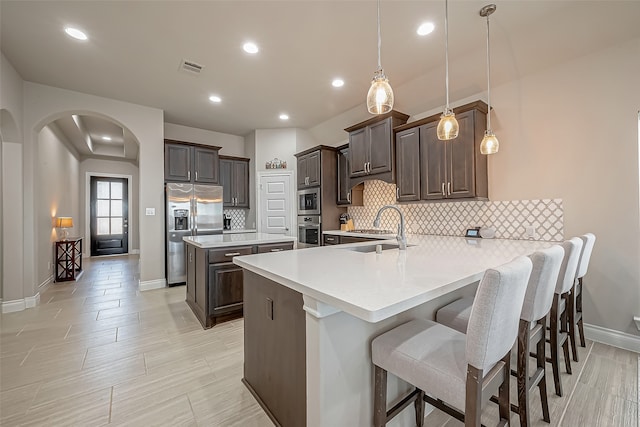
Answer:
[
  {"left": 189, "top": 252, "right": 192, "bottom": 262},
  {"left": 347, "top": 191, "right": 351, "bottom": 203},
  {"left": 364, "top": 162, "right": 367, "bottom": 174},
  {"left": 441, "top": 183, "right": 446, "bottom": 197},
  {"left": 188, "top": 170, "right": 191, "bottom": 181},
  {"left": 447, "top": 182, "right": 451, "bottom": 196},
  {"left": 270, "top": 248, "right": 284, "bottom": 252},
  {"left": 367, "top": 162, "right": 371, "bottom": 173},
  {"left": 224, "top": 252, "right": 241, "bottom": 257},
  {"left": 195, "top": 171, "right": 198, "bottom": 181},
  {"left": 326, "top": 237, "right": 335, "bottom": 241},
  {"left": 396, "top": 187, "right": 400, "bottom": 199}
]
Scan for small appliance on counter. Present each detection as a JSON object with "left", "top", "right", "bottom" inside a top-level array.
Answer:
[
  {"left": 339, "top": 213, "right": 355, "bottom": 231},
  {"left": 223, "top": 214, "right": 232, "bottom": 230}
]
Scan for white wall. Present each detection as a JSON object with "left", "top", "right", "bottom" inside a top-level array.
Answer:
[
  {"left": 80, "top": 158, "right": 140, "bottom": 252},
  {"left": 22, "top": 82, "right": 164, "bottom": 295},
  {"left": 164, "top": 122, "right": 244, "bottom": 157},
  {"left": 295, "top": 128, "right": 320, "bottom": 153},
  {"left": 36, "top": 124, "right": 80, "bottom": 287}
]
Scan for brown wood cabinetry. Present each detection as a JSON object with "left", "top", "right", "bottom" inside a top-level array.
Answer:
[
  {"left": 185, "top": 241, "right": 294, "bottom": 329},
  {"left": 345, "top": 111, "right": 409, "bottom": 187},
  {"left": 243, "top": 270, "right": 306, "bottom": 427},
  {"left": 164, "top": 140, "right": 221, "bottom": 184},
  {"left": 323, "top": 234, "right": 340, "bottom": 245},
  {"left": 323, "top": 234, "right": 385, "bottom": 245},
  {"left": 220, "top": 155, "right": 250, "bottom": 208},
  {"left": 336, "top": 144, "right": 363, "bottom": 206},
  {"left": 297, "top": 150, "right": 321, "bottom": 188},
  {"left": 394, "top": 101, "right": 489, "bottom": 202}
]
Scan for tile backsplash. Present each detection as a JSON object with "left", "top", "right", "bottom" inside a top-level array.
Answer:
[
  {"left": 224, "top": 209, "right": 246, "bottom": 229},
  {"left": 347, "top": 180, "right": 564, "bottom": 241}
]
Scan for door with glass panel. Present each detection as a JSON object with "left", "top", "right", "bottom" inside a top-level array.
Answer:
[{"left": 90, "top": 177, "right": 129, "bottom": 256}]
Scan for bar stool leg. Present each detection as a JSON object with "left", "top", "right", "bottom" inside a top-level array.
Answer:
[
  {"left": 577, "top": 278, "right": 586, "bottom": 347},
  {"left": 567, "top": 285, "right": 579, "bottom": 362},
  {"left": 517, "top": 320, "right": 531, "bottom": 427},
  {"left": 560, "top": 301, "right": 572, "bottom": 375},
  {"left": 498, "top": 353, "right": 511, "bottom": 426},
  {"left": 415, "top": 389, "right": 425, "bottom": 427},
  {"left": 536, "top": 317, "right": 551, "bottom": 423},
  {"left": 374, "top": 365, "right": 387, "bottom": 427},
  {"left": 549, "top": 295, "right": 563, "bottom": 397}
]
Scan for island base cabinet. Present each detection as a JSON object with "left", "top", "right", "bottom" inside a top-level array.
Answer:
[
  {"left": 208, "top": 263, "right": 244, "bottom": 317},
  {"left": 243, "top": 270, "right": 306, "bottom": 427}
]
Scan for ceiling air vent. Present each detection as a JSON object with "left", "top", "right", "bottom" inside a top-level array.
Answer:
[{"left": 179, "top": 59, "right": 204, "bottom": 75}]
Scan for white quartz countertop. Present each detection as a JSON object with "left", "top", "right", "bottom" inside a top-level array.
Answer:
[
  {"left": 322, "top": 229, "right": 397, "bottom": 239},
  {"left": 233, "top": 235, "right": 554, "bottom": 323},
  {"left": 223, "top": 229, "right": 257, "bottom": 234},
  {"left": 184, "top": 233, "right": 296, "bottom": 248}
]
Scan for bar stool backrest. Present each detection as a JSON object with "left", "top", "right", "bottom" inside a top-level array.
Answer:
[
  {"left": 576, "top": 233, "right": 596, "bottom": 280},
  {"left": 521, "top": 245, "right": 564, "bottom": 323},
  {"left": 466, "top": 256, "right": 533, "bottom": 372},
  {"left": 555, "top": 238, "right": 583, "bottom": 295}
]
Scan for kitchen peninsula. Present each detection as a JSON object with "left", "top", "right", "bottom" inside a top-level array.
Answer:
[
  {"left": 234, "top": 235, "right": 553, "bottom": 427},
  {"left": 183, "top": 233, "right": 295, "bottom": 328}
]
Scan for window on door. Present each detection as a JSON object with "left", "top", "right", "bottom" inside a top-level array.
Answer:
[{"left": 90, "top": 177, "right": 129, "bottom": 256}]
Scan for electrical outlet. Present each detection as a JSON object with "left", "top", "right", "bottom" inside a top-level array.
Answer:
[{"left": 524, "top": 225, "right": 537, "bottom": 238}]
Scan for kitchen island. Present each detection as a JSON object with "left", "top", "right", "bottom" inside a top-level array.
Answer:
[
  {"left": 183, "top": 233, "right": 295, "bottom": 328},
  {"left": 233, "top": 235, "right": 554, "bottom": 427}
]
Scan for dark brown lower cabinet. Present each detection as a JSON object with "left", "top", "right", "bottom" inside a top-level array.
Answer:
[
  {"left": 243, "top": 270, "right": 306, "bottom": 427},
  {"left": 185, "top": 241, "right": 294, "bottom": 329}
]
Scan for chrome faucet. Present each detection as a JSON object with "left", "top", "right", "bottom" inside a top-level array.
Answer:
[{"left": 373, "top": 205, "right": 407, "bottom": 250}]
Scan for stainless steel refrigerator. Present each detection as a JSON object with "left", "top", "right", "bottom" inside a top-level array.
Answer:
[{"left": 166, "top": 183, "right": 223, "bottom": 285}]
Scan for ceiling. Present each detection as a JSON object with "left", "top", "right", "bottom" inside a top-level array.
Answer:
[{"left": 2, "top": 1, "right": 640, "bottom": 142}]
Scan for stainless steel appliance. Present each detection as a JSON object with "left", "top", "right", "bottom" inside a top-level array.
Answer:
[
  {"left": 297, "top": 187, "right": 321, "bottom": 216},
  {"left": 298, "top": 215, "right": 321, "bottom": 248},
  {"left": 166, "top": 183, "right": 223, "bottom": 285}
]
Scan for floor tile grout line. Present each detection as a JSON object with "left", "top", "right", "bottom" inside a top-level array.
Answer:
[
  {"left": 557, "top": 341, "right": 594, "bottom": 427},
  {"left": 108, "top": 386, "right": 114, "bottom": 424}
]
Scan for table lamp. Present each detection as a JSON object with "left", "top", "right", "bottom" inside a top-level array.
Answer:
[{"left": 56, "top": 217, "right": 73, "bottom": 241}]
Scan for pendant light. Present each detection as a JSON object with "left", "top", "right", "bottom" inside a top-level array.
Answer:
[
  {"left": 366, "top": 0, "right": 394, "bottom": 114},
  {"left": 480, "top": 4, "right": 499, "bottom": 154},
  {"left": 436, "top": 0, "right": 459, "bottom": 140}
]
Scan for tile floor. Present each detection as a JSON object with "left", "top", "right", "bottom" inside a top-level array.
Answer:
[{"left": 1, "top": 255, "right": 638, "bottom": 426}]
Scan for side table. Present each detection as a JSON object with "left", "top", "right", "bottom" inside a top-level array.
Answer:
[{"left": 55, "top": 237, "right": 83, "bottom": 282}]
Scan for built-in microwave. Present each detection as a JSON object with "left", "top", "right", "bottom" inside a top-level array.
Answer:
[{"left": 297, "top": 187, "right": 321, "bottom": 215}]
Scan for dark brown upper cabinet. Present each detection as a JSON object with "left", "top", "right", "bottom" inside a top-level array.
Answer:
[
  {"left": 220, "top": 156, "right": 250, "bottom": 208},
  {"left": 394, "top": 100, "right": 489, "bottom": 202},
  {"left": 164, "top": 140, "right": 220, "bottom": 184},
  {"left": 345, "top": 110, "right": 409, "bottom": 187},
  {"left": 336, "top": 144, "right": 363, "bottom": 206},
  {"left": 297, "top": 150, "right": 320, "bottom": 188}
]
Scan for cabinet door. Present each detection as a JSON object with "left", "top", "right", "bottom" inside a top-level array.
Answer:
[
  {"left": 164, "top": 144, "right": 191, "bottom": 182},
  {"left": 233, "top": 160, "right": 249, "bottom": 208},
  {"left": 349, "top": 128, "right": 368, "bottom": 177},
  {"left": 337, "top": 147, "right": 351, "bottom": 205},
  {"left": 306, "top": 151, "right": 321, "bottom": 186},
  {"left": 446, "top": 110, "right": 476, "bottom": 199},
  {"left": 395, "top": 128, "right": 421, "bottom": 201},
  {"left": 323, "top": 234, "right": 340, "bottom": 245},
  {"left": 186, "top": 244, "right": 196, "bottom": 305},
  {"left": 209, "top": 264, "right": 244, "bottom": 316},
  {"left": 420, "top": 122, "right": 447, "bottom": 200},
  {"left": 297, "top": 155, "right": 308, "bottom": 188},
  {"left": 193, "top": 147, "right": 219, "bottom": 184},
  {"left": 195, "top": 247, "right": 208, "bottom": 317},
  {"left": 220, "top": 159, "right": 233, "bottom": 206},
  {"left": 368, "top": 118, "right": 393, "bottom": 175}
]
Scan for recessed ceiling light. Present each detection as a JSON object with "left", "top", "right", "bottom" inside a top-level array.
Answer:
[
  {"left": 417, "top": 22, "right": 435, "bottom": 36},
  {"left": 279, "top": 114, "right": 289, "bottom": 120},
  {"left": 101, "top": 136, "right": 112, "bottom": 141},
  {"left": 209, "top": 95, "right": 222, "bottom": 103},
  {"left": 243, "top": 42, "right": 259, "bottom": 54},
  {"left": 64, "top": 27, "right": 88, "bottom": 41},
  {"left": 332, "top": 79, "right": 345, "bottom": 88}
]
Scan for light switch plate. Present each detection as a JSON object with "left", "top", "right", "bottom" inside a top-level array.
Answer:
[{"left": 145, "top": 208, "right": 155, "bottom": 216}]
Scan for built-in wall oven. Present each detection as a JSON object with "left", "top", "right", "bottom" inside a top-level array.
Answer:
[
  {"left": 297, "top": 187, "right": 321, "bottom": 216},
  {"left": 298, "top": 215, "right": 320, "bottom": 248}
]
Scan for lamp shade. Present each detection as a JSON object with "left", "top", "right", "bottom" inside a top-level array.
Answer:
[
  {"left": 56, "top": 217, "right": 73, "bottom": 228},
  {"left": 436, "top": 110, "right": 459, "bottom": 140},
  {"left": 366, "top": 71, "right": 394, "bottom": 114},
  {"left": 480, "top": 131, "right": 499, "bottom": 155}
]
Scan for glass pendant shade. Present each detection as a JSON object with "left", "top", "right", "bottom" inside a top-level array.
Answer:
[
  {"left": 367, "top": 71, "right": 394, "bottom": 114},
  {"left": 480, "top": 130, "right": 499, "bottom": 154},
  {"left": 437, "top": 110, "right": 459, "bottom": 140}
]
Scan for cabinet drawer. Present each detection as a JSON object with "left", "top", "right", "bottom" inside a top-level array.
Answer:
[
  {"left": 340, "top": 236, "right": 381, "bottom": 244},
  {"left": 323, "top": 235, "right": 340, "bottom": 245},
  {"left": 208, "top": 245, "right": 253, "bottom": 264},
  {"left": 256, "top": 242, "right": 294, "bottom": 253}
]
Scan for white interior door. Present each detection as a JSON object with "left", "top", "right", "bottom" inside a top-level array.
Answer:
[{"left": 259, "top": 173, "right": 292, "bottom": 235}]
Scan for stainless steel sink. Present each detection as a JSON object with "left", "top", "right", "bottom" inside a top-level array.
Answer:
[{"left": 340, "top": 243, "right": 401, "bottom": 253}]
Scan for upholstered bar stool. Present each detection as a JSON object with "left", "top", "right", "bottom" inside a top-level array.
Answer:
[
  {"left": 547, "top": 237, "right": 583, "bottom": 396},
  {"left": 435, "top": 246, "right": 564, "bottom": 427},
  {"left": 371, "top": 256, "right": 533, "bottom": 427},
  {"left": 567, "top": 233, "right": 596, "bottom": 361}
]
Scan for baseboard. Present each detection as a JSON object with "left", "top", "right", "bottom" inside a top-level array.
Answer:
[
  {"left": 39, "top": 274, "right": 53, "bottom": 291},
  {"left": 139, "top": 278, "right": 166, "bottom": 291},
  {"left": 2, "top": 299, "right": 26, "bottom": 313},
  {"left": 25, "top": 292, "right": 40, "bottom": 308},
  {"left": 130, "top": 249, "right": 140, "bottom": 254},
  {"left": 584, "top": 323, "right": 640, "bottom": 353},
  {"left": 634, "top": 316, "right": 640, "bottom": 331}
]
